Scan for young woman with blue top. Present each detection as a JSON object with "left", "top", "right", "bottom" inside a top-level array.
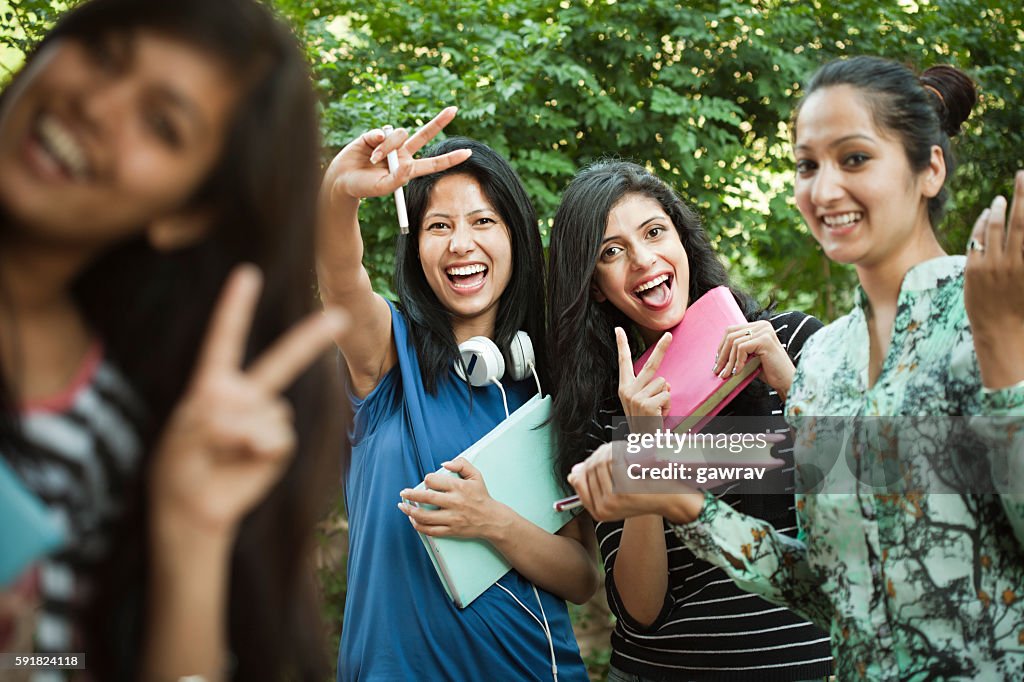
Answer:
[
  {"left": 317, "top": 109, "right": 598, "bottom": 681},
  {"left": 569, "top": 57, "right": 1024, "bottom": 680}
]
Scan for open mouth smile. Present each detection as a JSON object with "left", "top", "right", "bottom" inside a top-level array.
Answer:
[
  {"left": 631, "top": 273, "right": 673, "bottom": 308},
  {"left": 445, "top": 263, "right": 488, "bottom": 291}
]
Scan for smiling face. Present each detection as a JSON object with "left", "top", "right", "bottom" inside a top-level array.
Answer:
[
  {"left": 0, "top": 30, "right": 239, "bottom": 249},
  {"left": 417, "top": 173, "right": 513, "bottom": 342},
  {"left": 793, "top": 84, "right": 943, "bottom": 272},
  {"left": 592, "top": 193, "right": 690, "bottom": 345}
]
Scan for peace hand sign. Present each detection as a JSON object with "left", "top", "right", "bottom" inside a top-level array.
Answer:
[
  {"left": 149, "top": 265, "right": 345, "bottom": 537},
  {"left": 323, "top": 106, "right": 472, "bottom": 203},
  {"left": 616, "top": 327, "right": 672, "bottom": 433}
]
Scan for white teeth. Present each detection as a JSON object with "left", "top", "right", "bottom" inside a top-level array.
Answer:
[
  {"left": 822, "top": 212, "right": 863, "bottom": 227},
  {"left": 446, "top": 264, "right": 487, "bottom": 276},
  {"left": 37, "top": 115, "right": 89, "bottom": 179},
  {"left": 633, "top": 273, "right": 669, "bottom": 294}
]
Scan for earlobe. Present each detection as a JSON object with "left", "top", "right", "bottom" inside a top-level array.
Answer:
[
  {"left": 590, "top": 282, "right": 607, "bottom": 303},
  {"left": 146, "top": 209, "right": 213, "bottom": 251},
  {"left": 921, "top": 145, "right": 947, "bottom": 199}
]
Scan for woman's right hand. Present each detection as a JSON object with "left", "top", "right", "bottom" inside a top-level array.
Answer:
[
  {"left": 568, "top": 442, "right": 704, "bottom": 524},
  {"left": 616, "top": 327, "right": 673, "bottom": 433},
  {"left": 149, "top": 266, "right": 343, "bottom": 543},
  {"left": 320, "top": 106, "right": 471, "bottom": 205}
]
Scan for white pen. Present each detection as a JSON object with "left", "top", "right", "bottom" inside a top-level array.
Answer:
[{"left": 381, "top": 125, "right": 409, "bottom": 234}]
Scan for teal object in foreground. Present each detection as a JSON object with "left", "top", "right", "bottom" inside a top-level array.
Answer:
[
  {"left": 0, "top": 458, "right": 65, "bottom": 586},
  {"left": 410, "top": 394, "right": 572, "bottom": 608}
]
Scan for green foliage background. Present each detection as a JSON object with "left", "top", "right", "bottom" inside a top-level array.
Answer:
[
  {"left": 4, "top": 0, "right": 1019, "bottom": 320},
  {"left": 2, "top": 0, "right": 1021, "bottom": 677},
  {"left": 274, "top": 0, "right": 1022, "bottom": 321}
]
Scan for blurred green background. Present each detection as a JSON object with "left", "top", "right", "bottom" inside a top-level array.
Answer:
[{"left": 4, "top": 0, "right": 1021, "bottom": 678}]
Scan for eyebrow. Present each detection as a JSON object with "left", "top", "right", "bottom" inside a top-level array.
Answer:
[
  {"left": 423, "top": 208, "right": 495, "bottom": 220},
  {"left": 795, "top": 133, "right": 875, "bottom": 152},
  {"left": 601, "top": 214, "right": 667, "bottom": 244}
]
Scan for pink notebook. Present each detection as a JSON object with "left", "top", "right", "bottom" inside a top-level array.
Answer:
[{"left": 633, "top": 286, "right": 762, "bottom": 433}]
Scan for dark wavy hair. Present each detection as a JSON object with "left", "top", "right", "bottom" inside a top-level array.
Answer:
[
  {"left": 794, "top": 56, "right": 977, "bottom": 228},
  {"left": 394, "top": 137, "right": 548, "bottom": 394},
  {"left": 547, "top": 160, "right": 761, "bottom": 483},
  {"left": 0, "top": 0, "right": 336, "bottom": 680}
]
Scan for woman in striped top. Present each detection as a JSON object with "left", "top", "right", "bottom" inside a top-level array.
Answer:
[{"left": 547, "top": 160, "right": 832, "bottom": 680}]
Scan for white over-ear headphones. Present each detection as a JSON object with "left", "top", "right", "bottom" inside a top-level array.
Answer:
[
  {"left": 454, "top": 331, "right": 536, "bottom": 386},
  {"left": 454, "top": 331, "right": 542, "bottom": 418}
]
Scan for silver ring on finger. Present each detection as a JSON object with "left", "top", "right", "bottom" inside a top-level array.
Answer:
[
  {"left": 967, "top": 238, "right": 986, "bottom": 254},
  {"left": 745, "top": 329, "right": 753, "bottom": 337}
]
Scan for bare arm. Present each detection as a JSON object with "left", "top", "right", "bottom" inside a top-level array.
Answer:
[
  {"left": 488, "top": 508, "right": 599, "bottom": 604},
  {"left": 611, "top": 516, "right": 669, "bottom": 627},
  {"left": 317, "top": 108, "right": 471, "bottom": 397},
  {"left": 598, "top": 328, "right": 676, "bottom": 623}
]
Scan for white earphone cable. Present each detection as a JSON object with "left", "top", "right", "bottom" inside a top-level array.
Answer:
[
  {"left": 529, "top": 363, "right": 543, "bottom": 397},
  {"left": 494, "top": 583, "right": 558, "bottom": 682},
  {"left": 490, "top": 377, "right": 510, "bottom": 419}
]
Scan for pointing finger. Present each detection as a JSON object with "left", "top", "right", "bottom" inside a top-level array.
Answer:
[
  {"left": 635, "top": 332, "right": 672, "bottom": 386},
  {"left": 1005, "top": 171, "right": 1024, "bottom": 258},
  {"left": 615, "top": 327, "right": 636, "bottom": 387},
  {"left": 985, "top": 196, "right": 1008, "bottom": 260},
  {"left": 196, "top": 265, "right": 262, "bottom": 377},
  {"left": 404, "top": 106, "right": 459, "bottom": 155},
  {"left": 407, "top": 149, "right": 472, "bottom": 181}
]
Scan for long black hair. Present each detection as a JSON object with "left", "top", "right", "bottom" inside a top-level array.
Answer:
[
  {"left": 547, "top": 160, "right": 761, "bottom": 482},
  {"left": 0, "top": 0, "right": 336, "bottom": 679},
  {"left": 795, "top": 56, "right": 977, "bottom": 228},
  {"left": 394, "top": 137, "right": 548, "bottom": 394}
]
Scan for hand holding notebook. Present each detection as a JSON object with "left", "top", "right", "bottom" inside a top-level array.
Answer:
[{"left": 402, "top": 395, "right": 574, "bottom": 608}]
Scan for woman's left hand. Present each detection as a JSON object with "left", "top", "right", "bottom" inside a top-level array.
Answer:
[
  {"left": 964, "top": 171, "right": 1024, "bottom": 388},
  {"left": 398, "top": 459, "right": 508, "bottom": 539},
  {"left": 713, "top": 320, "right": 795, "bottom": 400}
]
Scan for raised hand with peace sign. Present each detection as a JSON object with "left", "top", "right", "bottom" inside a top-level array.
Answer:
[
  {"left": 322, "top": 106, "right": 472, "bottom": 204},
  {"left": 616, "top": 326, "right": 673, "bottom": 434},
  {"left": 317, "top": 107, "right": 472, "bottom": 399}
]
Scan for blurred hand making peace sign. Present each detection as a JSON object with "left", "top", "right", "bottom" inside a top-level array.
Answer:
[{"left": 149, "top": 265, "right": 344, "bottom": 537}]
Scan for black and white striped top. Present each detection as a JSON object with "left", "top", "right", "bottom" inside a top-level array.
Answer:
[
  {"left": 593, "top": 311, "right": 833, "bottom": 681},
  {"left": 6, "top": 343, "right": 145, "bottom": 682}
]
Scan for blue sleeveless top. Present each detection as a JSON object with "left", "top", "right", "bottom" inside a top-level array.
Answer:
[{"left": 337, "top": 302, "right": 588, "bottom": 681}]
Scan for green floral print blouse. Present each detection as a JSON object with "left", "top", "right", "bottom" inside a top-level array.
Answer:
[{"left": 673, "top": 256, "right": 1024, "bottom": 681}]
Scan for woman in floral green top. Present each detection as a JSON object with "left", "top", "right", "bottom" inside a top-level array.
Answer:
[{"left": 568, "top": 56, "right": 1024, "bottom": 680}]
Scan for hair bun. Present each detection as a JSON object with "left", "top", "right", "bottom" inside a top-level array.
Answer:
[{"left": 920, "top": 65, "right": 977, "bottom": 137}]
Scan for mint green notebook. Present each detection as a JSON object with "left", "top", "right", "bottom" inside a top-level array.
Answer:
[
  {"left": 1, "top": 458, "right": 65, "bottom": 586},
  {"left": 410, "top": 394, "right": 573, "bottom": 608}
]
